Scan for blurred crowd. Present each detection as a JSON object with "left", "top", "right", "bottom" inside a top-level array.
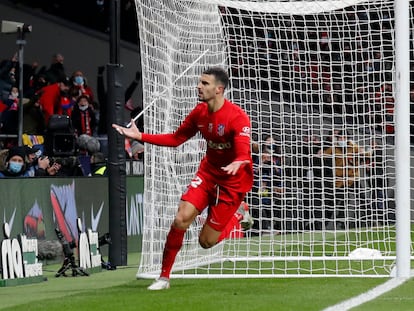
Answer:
[
  {"left": 223, "top": 5, "right": 398, "bottom": 135},
  {"left": 250, "top": 129, "right": 392, "bottom": 233},
  {"left": 0, "top": 51, "right": 144, "bottom": 178}
]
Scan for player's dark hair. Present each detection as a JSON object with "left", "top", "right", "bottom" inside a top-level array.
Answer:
[{"left": 203, "top": 67, "right": 229, "bottom": 89}]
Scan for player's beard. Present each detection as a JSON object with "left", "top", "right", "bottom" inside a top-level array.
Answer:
[
  {"left": 198, "top": 91, "right": 213, "bottom": 103},
  {"left": 198, "top": 91, "right": 205, "bottom": 101}
]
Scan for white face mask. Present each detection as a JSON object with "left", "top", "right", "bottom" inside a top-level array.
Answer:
[
  {"left": 79, "top": 105, "right": 88, "bottom": 111},
  {"left": 338, "top": 140, "right": 347, "bottom": 147}
]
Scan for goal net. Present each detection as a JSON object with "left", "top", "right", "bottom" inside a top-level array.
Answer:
[{"left": 135, "top": 0, "right": 405, "bottom": 278}]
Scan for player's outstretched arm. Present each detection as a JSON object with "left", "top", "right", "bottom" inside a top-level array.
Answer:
[
  {"left": 112, "top": 119, "right": 142, "bottom": 141},
  {"left": 221, "top": 160, "right": 250, "bottom": 175}
]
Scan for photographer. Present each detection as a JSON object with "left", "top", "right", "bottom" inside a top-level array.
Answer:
[
  {"left": 24, "top": 145, "right": 62, "bottom": 177},
  {"left": 36, "top": 157, "right": 62, "bottom": 176}
]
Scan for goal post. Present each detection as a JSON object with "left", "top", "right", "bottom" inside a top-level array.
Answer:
[{"left": 135, "top": 0, "right": 411, "bottom": 278}]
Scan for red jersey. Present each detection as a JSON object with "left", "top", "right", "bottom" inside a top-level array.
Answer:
[
  {"left": 38, "top": 83, "right": 73, "bottom": 124},
  {"left": 141, "top": 99, "right": 253, "bottom": 192}
]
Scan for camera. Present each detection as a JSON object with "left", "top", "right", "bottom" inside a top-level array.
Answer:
[
  {"left": 55, "top": 227, "right": 76, "bottom": 259},
  {"left": 1, "top": 20, "right": 32, "bottom": 34}
]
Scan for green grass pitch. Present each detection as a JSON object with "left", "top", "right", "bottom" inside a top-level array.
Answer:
[{"left": 1, "top": 252, "right": 414, "bottom": 311}]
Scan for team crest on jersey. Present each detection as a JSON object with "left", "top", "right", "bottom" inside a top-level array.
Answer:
[{"left": 217, "top": 124, "right": 225, "bottom": 136}]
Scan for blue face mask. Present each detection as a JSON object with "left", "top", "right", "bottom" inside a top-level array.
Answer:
[
  {"left": 74, "top": 76, "right": 84, "bottom": 85},
  {"left": 8, "top": 161, "right": 23, "bottom": 173}
]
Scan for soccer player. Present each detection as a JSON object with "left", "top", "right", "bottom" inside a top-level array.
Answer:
[{"left": 112, "top": 67, "right": 253, "bottom": 290}]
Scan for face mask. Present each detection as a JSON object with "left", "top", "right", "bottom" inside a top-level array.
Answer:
[
  {"left": 10, "top": 92, "right": 19, "bottom": 99},
  {"left": 338, "top": 140, "right": 347, "bottom": 148},
  {"left": 79, "top": 105, "right": 88, "bottom": 111},
  {"left": 8, "top": 161, "right": 23, "bottom": 173},
  {"left": 74, "top": 76, "right": 84, "bottom": 85}
]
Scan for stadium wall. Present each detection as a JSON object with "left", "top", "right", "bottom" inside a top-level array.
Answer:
[
  {"left": 0, "top": 1, "right": 142, "bottom": 108},
  {"left": 0, "top": 176, "right": 144, "bottom": 262}
]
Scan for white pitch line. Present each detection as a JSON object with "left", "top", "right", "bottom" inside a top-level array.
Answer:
[{"left": 322, "top": 277, "right": 410, "bottom": 311}]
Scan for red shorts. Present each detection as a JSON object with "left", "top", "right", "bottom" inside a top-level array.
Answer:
[{"left": 181, "top": 171, "right": 245, "bottom": 232}]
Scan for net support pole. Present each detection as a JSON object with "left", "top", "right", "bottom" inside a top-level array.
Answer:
[
  {"left": 107, "top": 0, "right": 127, "bottom": 266},
  {"left": 394, "top": 0, "right": 411, "bottom": 278}
]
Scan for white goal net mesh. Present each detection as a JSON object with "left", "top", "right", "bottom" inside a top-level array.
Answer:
[{"left": 135, "top": 0, "right": 409, "bottom": 278}]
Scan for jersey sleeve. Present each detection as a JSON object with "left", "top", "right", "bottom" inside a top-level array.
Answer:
[
  {"left": 232, "top": 110, "right": 252, "bottom": 163},
  {"left": 140, "top": 106, "right": 200, "bottom": 147}
]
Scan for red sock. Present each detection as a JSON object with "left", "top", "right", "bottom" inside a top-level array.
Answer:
[
  {"left": 217, "top": 215, "right": 241, "bottom": 242},
  {"left": 160, "top": 225, "right": 186, "bottom": 279}
]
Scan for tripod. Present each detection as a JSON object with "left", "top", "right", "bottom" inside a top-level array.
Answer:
[{"left": 55, "top": 253, "right": 89, "bottom": 277}]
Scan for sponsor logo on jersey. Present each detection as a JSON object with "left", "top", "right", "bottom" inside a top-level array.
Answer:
[{"left": 207, "top": 140, "right": 232, "bottom": 150}]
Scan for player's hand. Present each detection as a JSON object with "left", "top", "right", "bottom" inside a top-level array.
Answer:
[
  {"left": 112, "top": 119, "right": 142, "bottom": 140},
  {"left": 221, "top": 160, "right": 250, "bottom": 175},
  {"left": 112, "top": 120, "right": 141, "bottom": 140}
]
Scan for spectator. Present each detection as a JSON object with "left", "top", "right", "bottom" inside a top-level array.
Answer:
[
  {"left": 0, "top": 146, "right": 30, "bottom": 177},
  {"left": 77, "top": 134, "right": 100, "bottom": 155},
  {"left": 71, "top": 95, "right": 97, "bottom": 137},
  {"left": 364, "top": 137, "right": 392, "bottom": 224},
  {"left": 73, "top": 134, "right": 100, "bottom": 176},
  {"left": 0, "top": 86, "right": 20, "bottom": 134},
  {"left": 30, "top": 153, "right": 80, "bottom": 177},
  {"left": 23, "top": 94, "right": 46, "bottom": 135},
  {"left": 0, "top": 148, "right": 9, "bottom": 171},
  {"left": 39, "top": 157, "right": 65, "bottom": 176},
  {"left": 0, "top": 53, "right": 18, "bottom": 89},
  {"left": 299, "top": 134, "right": 326, "bottom": 230},
  {"left": 69, "top": 70, "right": 95, "bottom": 103},
  {"left": 24, "top": 144, "right": 62, "bottom": 177},
  {"left": 251, "top": 135, "right": 284, "bottom": 233},
  {"left": 28, "top": 70, "right": 48, "bottom": 97},
  {"left": 321, "top": 130, "right": 371, "bottom": 229},
  {"left": 23, "top": 61, "right": 43, "bottom": 98},
  {"left": 90, "top": 152, "right": 107, "bottom": 176},
  {"left": 44, "top": 53, "right": 66, "bottom": 84},
  {"left": 23, "top": 145, "right": 56, "bottom": 177},
  {"left": 254, "top": 152, "right": 275, "bottom": 232},
  {"left": 262, "top": 134, "right": 277, "bottom": 154},
  {"left": 38, "top": 76, "right": 72, "bottom": 125}
]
